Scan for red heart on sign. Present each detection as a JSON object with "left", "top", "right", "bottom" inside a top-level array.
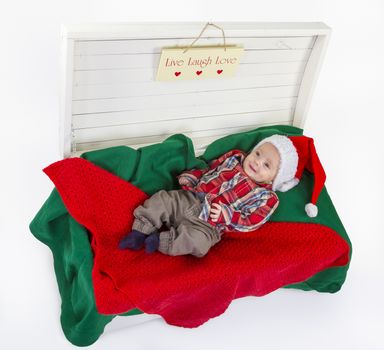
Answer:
[
  {"left": 217, "top": 69, "right": 223, "bottom": 74},
  {"left": 196, "top": 71, "right": 202, "bottom": 75},
  {"left": 175, "top": 72, "right": 181, "bottom": 76}
]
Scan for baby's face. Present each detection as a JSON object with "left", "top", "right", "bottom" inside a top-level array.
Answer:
[{"left": 243, "top": 142, "right": 280, "bottom": 184}]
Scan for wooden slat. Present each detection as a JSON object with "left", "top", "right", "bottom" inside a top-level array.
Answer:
[
  {"left": 73, "top": 97, "right": 297, "bottom": 129},
  {"left": 61, "top": 38, "right": 75, "bottom": 158},
  {"left": 74, "top": 36, "right": 315, "bottom": 55},
  {"left": 74, "top": 109, "right": 293, "bottom": 143},
  {"left": 293, "top": 35, "right": 330, "bottom": 128},
  {"left": 65, "top": 22, "right": 330, "bottom": 40},
  {"left": 74, "top": 49, "right": 312, "bottom": 70},
  {"left": 73, "top": 120, "right": 293, "bottom": 155},
  {"left": 73, "top": 61, "right": 307, "bottom": 85},
  {"left": 73, "top": 73, "right": 303, "bottom": 100},
  {"left": 72, "top": 85, "right": 299, "bottom": 115}
]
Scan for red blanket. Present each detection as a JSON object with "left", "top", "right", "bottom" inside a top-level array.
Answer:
[{"left": 44, "top": 157, "right": 349, "bottom": 327}]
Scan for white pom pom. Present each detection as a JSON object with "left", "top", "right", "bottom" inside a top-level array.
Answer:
[{"left": 305, "top": 203, "right": 318, "bottom": 217}]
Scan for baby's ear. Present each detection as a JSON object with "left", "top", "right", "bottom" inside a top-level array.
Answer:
[{"left": 276, "top": 178, "right": 299, "bottom": 192}]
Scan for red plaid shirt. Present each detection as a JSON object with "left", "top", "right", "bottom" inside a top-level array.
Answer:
[{"left": 177, "top": 149, "right": 279, "bottom": 233}]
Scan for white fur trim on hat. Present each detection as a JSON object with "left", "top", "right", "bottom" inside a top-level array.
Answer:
[
  {"left": 305, "top": 203, "right": 318, "bottom": 217},
  {"left": 277, "top": 177, "right": 300, "bottom": 192},
  {"left": 253, "top": 135, "right": 299, "bottom": 192}
]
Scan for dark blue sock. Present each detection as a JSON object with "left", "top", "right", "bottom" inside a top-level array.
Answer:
[
  {"left": 144, "top": 231, "right": 160, "bottom": 254},
  {"left": 119, "top": 230, "right": 147, "bottom": 250}
]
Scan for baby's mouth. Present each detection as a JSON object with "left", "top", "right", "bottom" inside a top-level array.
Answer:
[{"left": 249, "top": 164, "right": 258, "bottom": 173}]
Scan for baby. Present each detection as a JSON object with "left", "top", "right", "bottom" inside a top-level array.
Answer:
[{"left": 119, "top": 134, "right": 300, "bottom": 257}]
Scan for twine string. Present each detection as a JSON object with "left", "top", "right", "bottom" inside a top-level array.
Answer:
[{"left": 183, "top": 22, "right": 227, "bottom": 53}]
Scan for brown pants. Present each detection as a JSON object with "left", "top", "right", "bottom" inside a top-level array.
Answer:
[{"left": 132, "top": 189, "right": 222, "bottom": 257}]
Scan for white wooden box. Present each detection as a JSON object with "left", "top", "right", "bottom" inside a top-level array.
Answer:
[{"left": 59, "top": 21, "right": 332, "bottom": 332}]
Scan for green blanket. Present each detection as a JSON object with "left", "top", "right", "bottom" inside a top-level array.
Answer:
[{"left": 30, "top": 125, "right": 352, "bottom": 346}]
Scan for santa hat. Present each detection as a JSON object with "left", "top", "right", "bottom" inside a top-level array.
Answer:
[{"left": 253, "top": 134, "right": 326, "bottom": 218}]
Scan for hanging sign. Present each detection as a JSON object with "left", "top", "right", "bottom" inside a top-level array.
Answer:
[{"left": 156, "top": 45, "right": 244, "bottom": 81}]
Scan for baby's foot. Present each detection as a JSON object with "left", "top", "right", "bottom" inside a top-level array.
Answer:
[
  {"left": 119, "top": 230, "right": 147, "bottom": 250},
  {"left": 145, "top": 231, "right": 160, "bottom": 254}
]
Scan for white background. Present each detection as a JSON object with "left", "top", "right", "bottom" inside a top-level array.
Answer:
[{"left": 1, "top": 0, "right": 383, "bottom": 349}]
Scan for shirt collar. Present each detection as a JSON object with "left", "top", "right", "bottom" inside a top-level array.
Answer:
[{"left": 254, "top": 181, "right": 273, "bottom": 190}]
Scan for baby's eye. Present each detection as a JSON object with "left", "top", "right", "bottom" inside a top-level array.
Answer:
[
  {"left": 264, "top": 163, "right": 270, "bottom": 169},
  {"left": 256, "top": 151, "right": 260, "bottom": 156}
]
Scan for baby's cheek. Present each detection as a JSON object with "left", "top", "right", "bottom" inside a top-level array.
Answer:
[{"left": 243, "top": 165, "right": 252, "bottom": 177}]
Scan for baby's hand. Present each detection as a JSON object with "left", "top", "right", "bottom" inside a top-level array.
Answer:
[
  {"left": 178, "top": 177, "right": 190, "bottom": 186},
  {"left": 210, "top": 203, "right": 222, "bottom": 222}
]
